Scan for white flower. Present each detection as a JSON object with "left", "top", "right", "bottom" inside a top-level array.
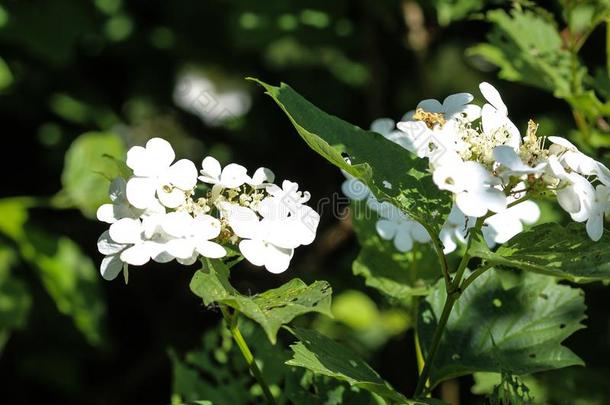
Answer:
[
  {"left": 548, "top": 136, "right": 600, "bottom": 176},
  {"left": 439, "top": 205, "right": 473, "bottom": 254},
  {"left": 479, "top": 82, "right": 520, "bottom": 149},
  {"left": 547, "top": 155, "right": 595, "bottom": 220},
  {"left": 482, "top": 200, "right": 540, "bottom": 246},
  {"left": 126, "top": 138, "right": 198, "bottom": 209},
  {"left": 221, "top": 204, "right": 294, "bottom": 274},
  {"left": 199, "top": 156, "right": 250, "bottom": 189},
  {"left": 394, "top": 120, "right": 434, "bottom": 158},
  {"left": 433, "top": 160, "right": 507, "bottom": 217},
  {"left": 585, "top": 185, "right": 610, "bottom": 241},
  {"left": 161, "top": 211, "right": 226, "bottom": 265},
  {"left": 414, "top": 92, "right": 481, "bottom": 122},
  {"left": 97, "top": 177, "right": 165, "bottom": 223},
  {"left": 375, "top": 204, "right": 430, "bottom": 252}
]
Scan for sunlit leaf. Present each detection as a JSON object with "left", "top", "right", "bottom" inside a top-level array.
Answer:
[
  {"left": 190, "top": 258, "right": 332, "bottom": 344},
  {"left": 470, "top": 223, "right": 610, "bottom": 282},
  {"left": 59, "top": 132, "right": 126, "bottom": 218}
]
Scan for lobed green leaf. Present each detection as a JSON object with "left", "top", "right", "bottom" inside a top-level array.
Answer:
[
  {"left": 418, "top": 269, "right": 586, "bottom": 389},
  {"left": 190, "top": 258, "right": 332, "bottom": 344}
]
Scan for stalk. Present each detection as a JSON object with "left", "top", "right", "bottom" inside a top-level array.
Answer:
[{"left": 220, "top": 305, "right": 277, "bottom": 404}]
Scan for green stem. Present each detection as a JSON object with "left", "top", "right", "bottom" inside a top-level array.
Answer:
[
  {"left": 220, "top": 305, "right": 277, "bottom": 404},
  {"left": 425, "top": 225, "right": 452, "bottom": 291},
  {"left": 414, "top": 291, "right": 459, "bottom": 397},
  {"left": 460, "top": 263, "right": 493, "bottom": 291},
  {"left": 414, "top": 220, "right": 484, "bottom": 397}
]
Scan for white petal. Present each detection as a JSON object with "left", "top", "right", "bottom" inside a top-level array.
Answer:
[
  {"left": 460, "top": 104, "right": 482, "bottom": 122},
  {"left": 456, "top": 192, "right": 488, "bottom": 218},
  {"left": 370, "top": 118, "right": 395, "bottom": 135},
  {"left": 162, "top": 211, "right": 193, "bottom": 238},
  {"left": 557, "top": 188, "right": 581, "bottom": 214},
  {"left": 157, "top": 186, "right": 186, "bottom": 208},
  {"left": 393, "top": 228, "right": 414, "bottom": 252},
  {"left": 479, "top": 82, "right": 507, "bottom": 113},
  {"left": 376, "top": 219, "right": 398, "bottom": 240},
  {"left": 146, "top": 137, "right": 175, "bottom": 170},
  {"left": 195, "top": 240, "right": 226, "bottom": 259},
  {"left": 109, "top": 218, "right": 142, "bottom": 244},
  {"left": 494, "top": 146, "right": 527, "bottom": 171},
  {"left": 439, "top": 227, "right": 458, "bottom": 254},
  {"left": 192, "top": 214, "right": 222, "bottom": 240},
  {"left": 341, "top": 178, "right": 370, "bottom": 200},
  {"left": 479, "top": 188, "right": 508, "bottom": 213},
  {"left": 511, "top": 201, "right": 540, "bottom": 224},
  {"left": 220, "top": 163, "right": 249, "bottom": 188},
  {"left": 263, "top": 244, "right": 293, "bottom": 274},
  {"left": 100, "top": 255, "right": 124, "bottom": 281},
  {"left": 126, "top": 145, "right": 150, "bottom": 176},
  {"left": 168, "top": 159, "right": 198, "bottom": 190},
  {"left": 239, "top": 239, "right": 267, "bottom": 267},
  {"left": 165, "top": 238, "right": 196, "bottom": 259},
  {"left": 548, "top": 136, "right": 577, "bottom": 150},
  {"left": 417, "top": 99, "right": 443, "bottom": 113},
  {"left": 126, "top": 177, "right": 158, "bottom": 209},
  {"left": 222, "top": 204, "right": 260, "bottom": 239},
  {"left": 96, "top": 204, "right": 118, "bottom": 224},
  {"left": 97, "top": 231, "right": 126, "bottom": 255},
  {"left": 586, "top": 213, "right": 604, "bottom": 241},
  {"left": 410, "top": 221, "right": 431, "bottom": 243},
  {"left": 250, "top": 167, "right": 275, "bottom": 186},
  {"left": 177, "top": 254, "right": 198, "bottom": 266},
  {"left": 120, "top": 244, "right": 151, "bottom": 265},
  {"left": 443, "top": 92, "right": 474, "bottom": 109},
  {"left": 200, "top": 156, "right": 222, "bottom": 182},
  {"left": 481, "top": 104, "right": 504, "bottom": 134}
]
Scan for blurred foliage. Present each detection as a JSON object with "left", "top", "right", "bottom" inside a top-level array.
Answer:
[{"left": 0, "top": 0, "right": 609, "bottom": 403}]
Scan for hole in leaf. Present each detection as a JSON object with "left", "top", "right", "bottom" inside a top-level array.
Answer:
[
  {"left": 451, "top": 354, "right": 460, "bottom": 361},
  {"left": 529, "top": 353, "right": 536, "bottom": 358},
  {"left": 560, "top": 324, "right": 566, "bottom": 329},
  {"left": 492, "top": 298, "right": 502, "bottom": 308}
]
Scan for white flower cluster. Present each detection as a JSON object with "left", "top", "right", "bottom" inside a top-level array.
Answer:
[
  {"left": 343, "top": 82, "right": 610, "bottom": 254},
  {"left": 97, "top": 138, "right": 319, "bottom": 280}
]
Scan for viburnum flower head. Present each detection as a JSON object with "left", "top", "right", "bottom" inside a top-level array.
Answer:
[{"left": 96, "top": 137, "right": 319, "bottom": 280}]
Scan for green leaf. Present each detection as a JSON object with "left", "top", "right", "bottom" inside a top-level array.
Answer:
[
  {"left": 0, "top": 246, "right": 31, "bottom": 352},
  {"left": 59, "top": 132, "right": 126, "bottom": 218},
  {"left": 0, "top": 198, "right": 106, "bottom": 346},
  {"left": 250, "top": 78, "right": 451, "bottom": 231},
  {"left": 189, "top": 258, "right": 332, "bottom": 344},
  {"left": 286, "top": 327, "right": 428, "bottom": 404},
  {"left": 418, "top": 269, "right": 586, "bottom": 389},
  {"left": 351, "top": 200, "right": 439, "bottom": 303},
  {"left": 0, "top": 56, "right": 13, "bottom": 91},
  {"left": 468, "top": 10, "right": 576, "bottom": 97},
  {"left": 470, "top": 222, "right": 610, "bottom": 282}
]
